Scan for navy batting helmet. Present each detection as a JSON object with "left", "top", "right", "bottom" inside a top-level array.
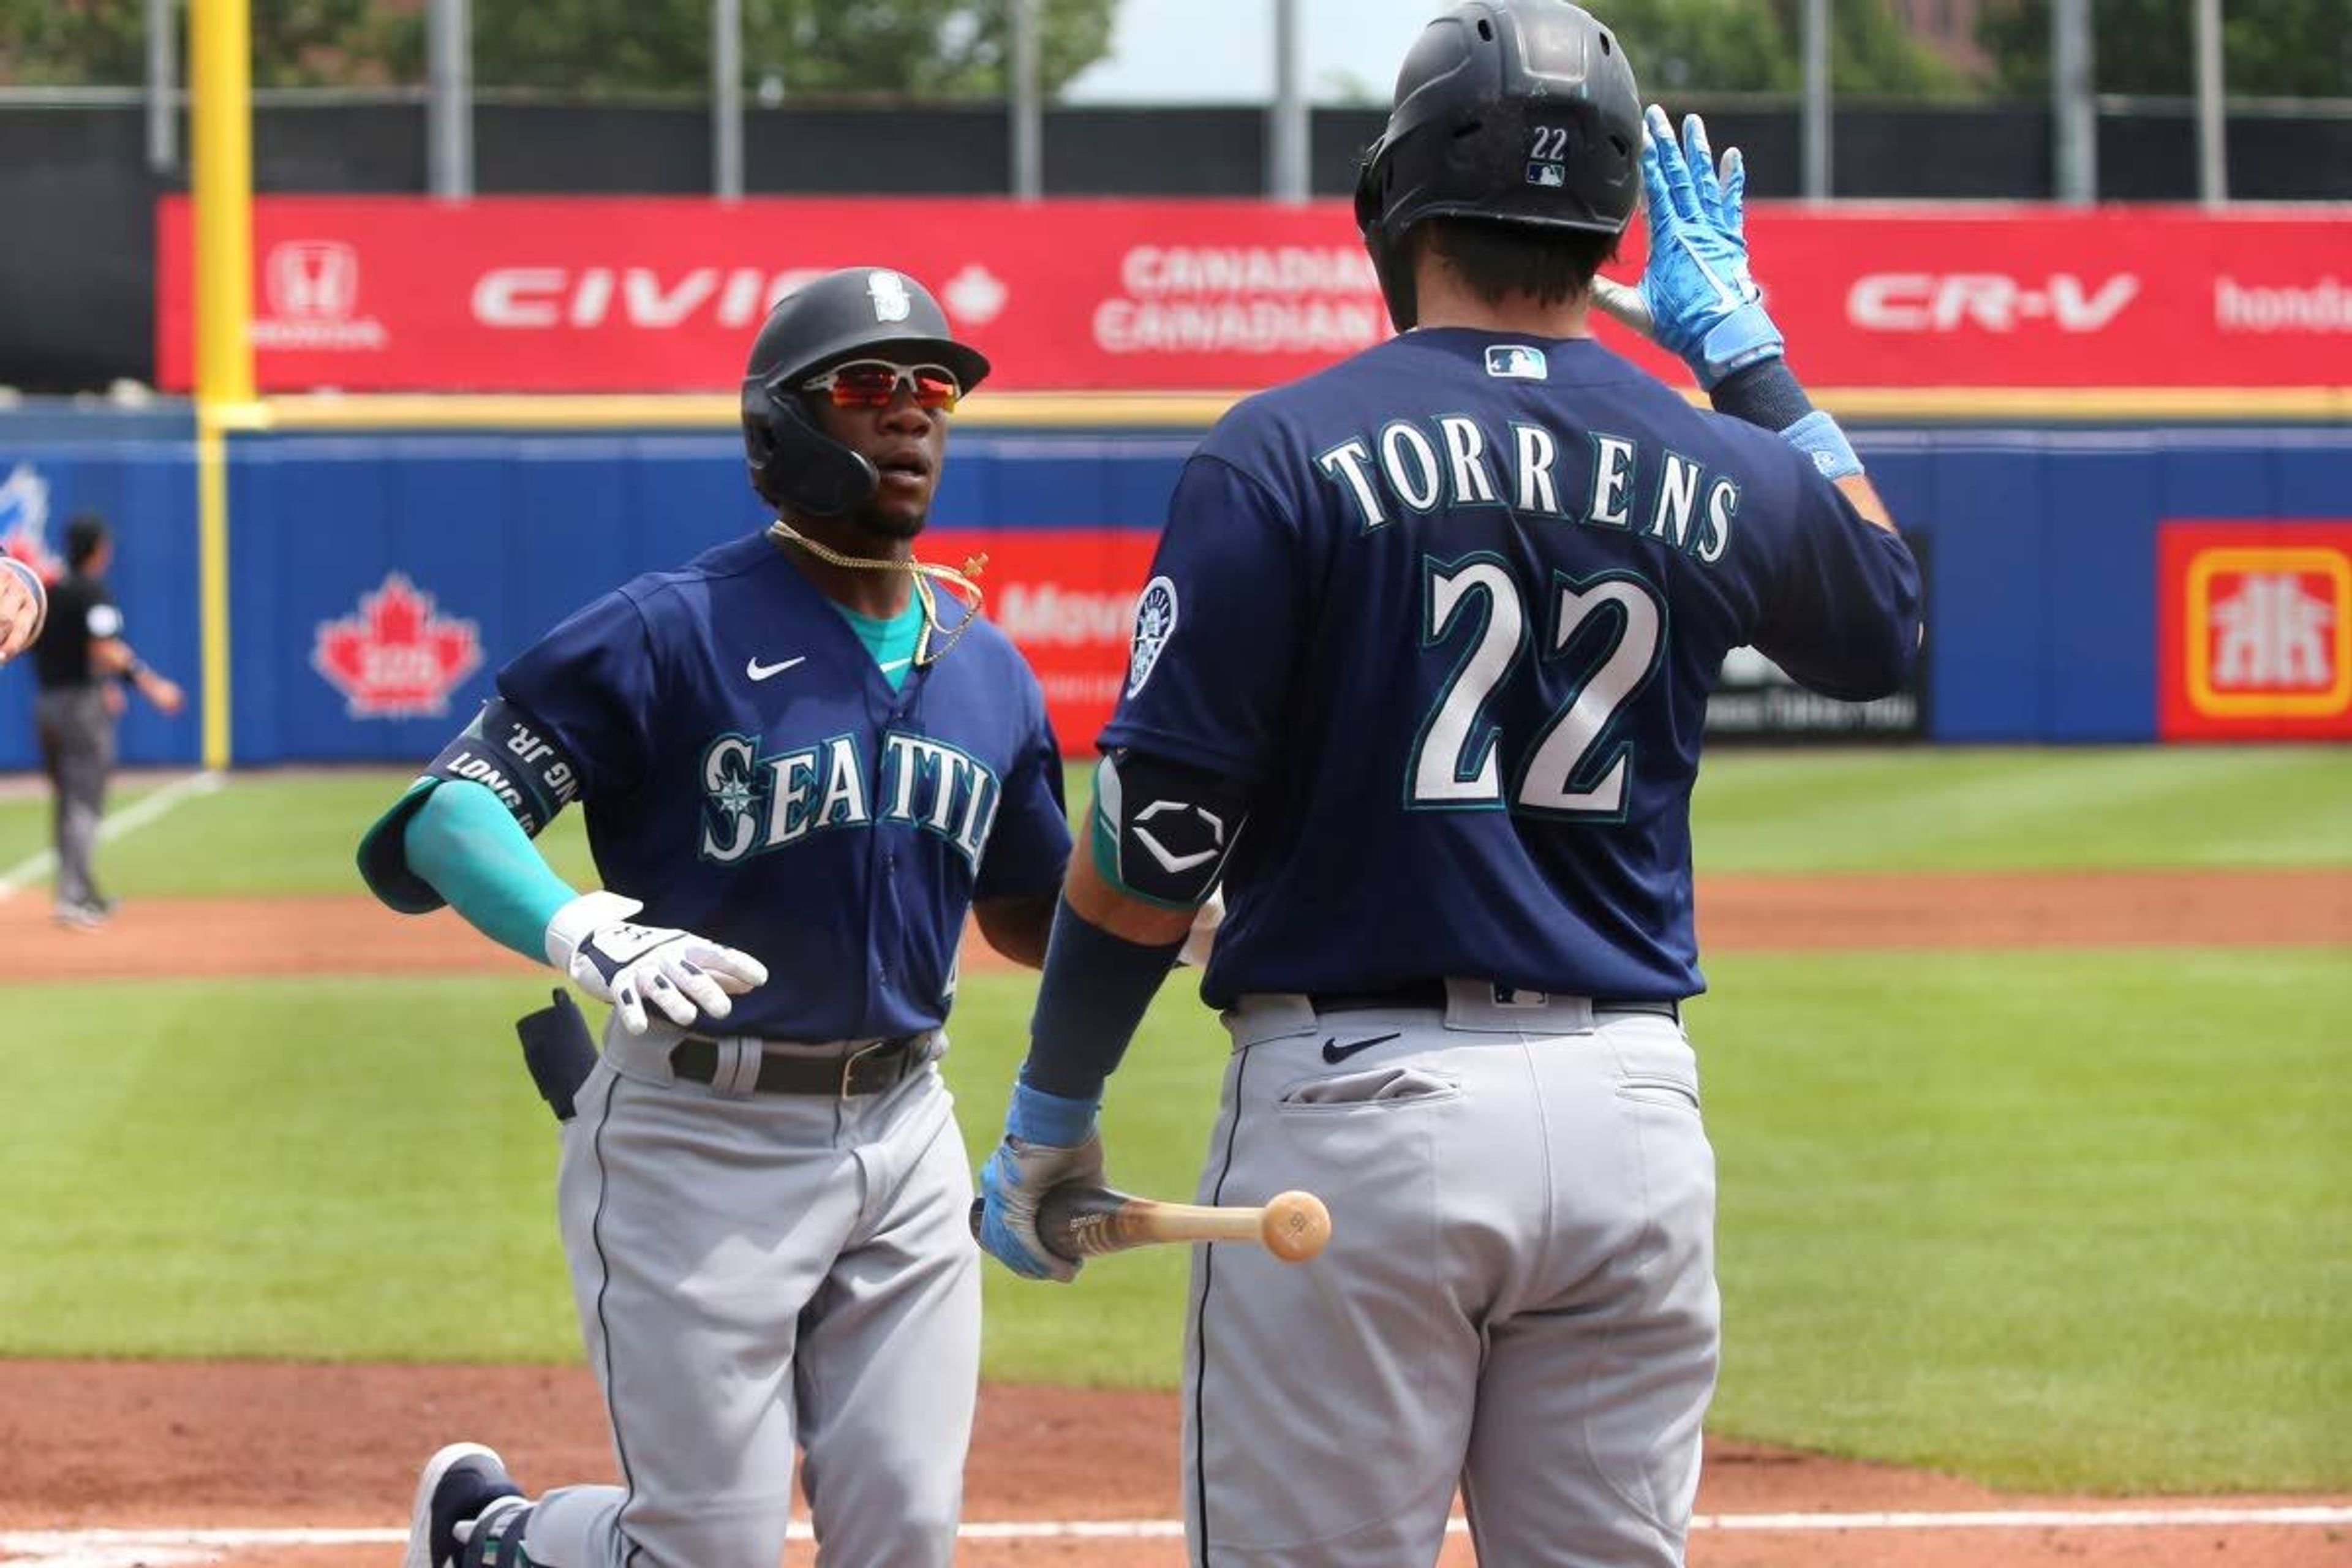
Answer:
[
  {"left": 741, "top": 267, "right": 992, "bottom": 518},
  {"left": 1355, "top": 0, "right": 1643, "bottom": 332}
]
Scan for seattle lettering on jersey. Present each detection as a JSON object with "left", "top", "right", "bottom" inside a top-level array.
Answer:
[
  {"left": 1316, "top": 415, "right": 1741, "bottom": 565},
  {"left": 699, "top": 728, "right": 1001, "bottom": 869}
]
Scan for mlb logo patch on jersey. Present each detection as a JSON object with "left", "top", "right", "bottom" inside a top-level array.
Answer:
[
  {"left": 1526, "top": 161, "right": 1567, "bottom": 188},
  {"left": 1485, "top": 345, "right": 1548, "bottom": 382}
]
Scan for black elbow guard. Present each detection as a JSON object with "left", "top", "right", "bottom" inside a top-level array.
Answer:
[
  {"left": 1089, "top": 748, "right": 1248, "bottom": 908},
  {"left": 355, "top": 698, "right": 584, "bottom": 912}
]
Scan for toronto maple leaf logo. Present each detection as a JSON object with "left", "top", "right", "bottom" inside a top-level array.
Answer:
[
  {"left": 942, "top": 263, "right": 1009, "bottom": 326},
  {"left": 0, "top": 462, "right": 64, "bottom": 582},
  {"left": 312, "top": 572, "right": 483, "bottom": 718}
]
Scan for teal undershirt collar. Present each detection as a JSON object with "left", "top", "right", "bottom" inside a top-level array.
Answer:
[{"left": 832, "top": 597, "right": 925, "bottom": 692}]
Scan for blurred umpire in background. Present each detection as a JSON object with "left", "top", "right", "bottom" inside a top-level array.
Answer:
[{"left": 30, "top": 513, "right": 184, "bottom": 929}]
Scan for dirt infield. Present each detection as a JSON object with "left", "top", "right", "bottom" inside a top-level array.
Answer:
[
  {"left": 1, "top": 869, "right": 2345, "bottom": 1566},
  {"left": 0, "top": 1363, "right": 2343, "bottom": 1567},
  {"left": 1, "top": 868, "right": 2345, "bottom": 981}
]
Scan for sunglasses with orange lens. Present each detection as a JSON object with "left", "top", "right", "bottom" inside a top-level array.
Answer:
[{"left": 802, "top": 360, "right": 963, "bottom": 412}]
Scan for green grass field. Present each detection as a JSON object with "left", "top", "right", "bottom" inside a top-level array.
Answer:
[{"left": 0, "top": 746, "right": 2345, "bottom": 1493}]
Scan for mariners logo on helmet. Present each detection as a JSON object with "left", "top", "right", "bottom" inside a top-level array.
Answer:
[{"left": 867, "top": 270, "right": 914, "bottom": 323}]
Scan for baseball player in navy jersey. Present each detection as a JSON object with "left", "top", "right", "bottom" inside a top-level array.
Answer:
[
  {"left": 358, "top": 266, "right": 1072, "bottom": 1568},
  {"left": 0, "top": 556, "right": 43, "bottom": 663},
  {"left": 976, "top": 3, "right": 1922, "bottom": 1565}
]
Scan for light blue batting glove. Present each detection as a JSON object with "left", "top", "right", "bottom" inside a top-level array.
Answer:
[
  {"left": 978, "top": 1080, "right": 1105, "bottom": 1284},
  {"left": 1625, "top": 106, "right": 1784, "bottom": 389}
]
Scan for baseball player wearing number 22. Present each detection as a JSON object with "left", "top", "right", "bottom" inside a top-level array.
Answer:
[
  {"left": 357, "top": 268, "right": 1073, "bottom": 1568},
  {"left": 975, "top": 2, "right": 1924, "bottom": 1565}
]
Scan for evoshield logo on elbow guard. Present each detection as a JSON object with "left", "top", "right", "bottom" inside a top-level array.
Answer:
[{"left": 1131, "top": 799, "right": 1226, "bottom": 875}]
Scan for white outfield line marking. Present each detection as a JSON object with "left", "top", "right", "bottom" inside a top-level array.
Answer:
[
  {"left": 3, "top": 1506, "right": 2348, "bottom": 1563},
  {"left": 0, "top": 769, "right": 227, "bottom": 899}
]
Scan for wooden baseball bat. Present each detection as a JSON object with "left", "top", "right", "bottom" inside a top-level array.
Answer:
[{"left": 968, "top": 1185, "right": 1332, "bottom": 1264}]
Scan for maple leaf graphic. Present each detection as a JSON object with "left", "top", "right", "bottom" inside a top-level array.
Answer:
[{"left": 312, "top": 573, "right": 483, "bottom": 718}]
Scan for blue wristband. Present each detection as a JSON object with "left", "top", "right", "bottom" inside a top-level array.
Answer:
[
  {"left": 1005, "top": 1079, "right": 1098, "bottom": 1147},
  {"left": 1019, "top": 896, "right": 1185, "bottom": 1103},
  {"left": 1778, "top": 410, "right": 1864, "bottom": 481}
]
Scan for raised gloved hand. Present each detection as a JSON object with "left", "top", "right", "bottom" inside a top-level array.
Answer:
[
  {"left": 544, "top": 890, "right": 769, "bottom": 1035},
  {"left": 1593, "top": 107, "right": 1783, "bottom": 389},
  {"left": 978, "top": 1080, "right": 1105, "bottom": 1283}
]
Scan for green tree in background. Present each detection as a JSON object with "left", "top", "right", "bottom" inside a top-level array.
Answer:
[
  {"left": 0, "top": 0, "right": 1114, "bottom": 97},
  {"left": 742, "top": 0, "right": 1117, "bottom": 99},
  {"left": 0, "top": 0, "right": 141, "bottom": 86},
  {"left": 1601, "top": 0, "right": 1966, "bottom": 97},
  {"left": 0, "top": 0, "right": 420, "bottom": 87},
  {"left": 436, "top": 0, "right": 1118, "bottom": 97},
  {"left": 1977, "top": 0, "right": 2352, "bottom": 99}
]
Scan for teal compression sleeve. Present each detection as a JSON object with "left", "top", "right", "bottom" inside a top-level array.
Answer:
[{"left": 403, "top": 780, "right": 580, "bottom": 962}]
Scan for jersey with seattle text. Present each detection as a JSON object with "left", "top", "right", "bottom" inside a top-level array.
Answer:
[
  {"left": 500, "top": 532, "right": 1071, "bottom": 1041},
  {"left": 1101, "top": 330, "right": 1921, "bottom": 1006}
]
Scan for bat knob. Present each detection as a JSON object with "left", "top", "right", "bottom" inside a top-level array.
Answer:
[{"left": 1260, "top": 1191, "right": 1332, "bottom": 1262}]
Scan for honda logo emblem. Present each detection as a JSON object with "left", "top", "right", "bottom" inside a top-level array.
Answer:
[{"left": 266, "top": 241, "right": 361, "bottom": 322}]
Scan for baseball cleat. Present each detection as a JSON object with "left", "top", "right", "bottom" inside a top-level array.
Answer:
[{"left": 403, "top": 1441, "right": 522, "bottom": 1568}]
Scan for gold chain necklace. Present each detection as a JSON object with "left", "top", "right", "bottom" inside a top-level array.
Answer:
[{"left": 764, "top": 518, "right": 988, "bottom": 667}]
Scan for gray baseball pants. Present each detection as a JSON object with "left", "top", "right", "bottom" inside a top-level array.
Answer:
[
  {"left": 1183, "top": 981, "right": 1721, "bottom": 1566},
  {"left": 34, "top": 686, "right": 113, "bottom": 910},
  {"left": 516, "top": 1020, "right": 981, "bottom": 1568}
]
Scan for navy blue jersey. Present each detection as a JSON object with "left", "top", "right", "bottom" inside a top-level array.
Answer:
[
  {"left": 502, "top": 532, "right": 1071, "bottom": 1041},
  {"left": 1102, "top": 330, "right": 1920, "bottom": 1005}
]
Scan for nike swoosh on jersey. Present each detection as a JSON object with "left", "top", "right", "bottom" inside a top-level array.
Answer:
[
  {"left": 1321, "top": 1031, "right": 1400, "bottom": 1065},
  {"left": 745, "top": 655, "right": 807, "bottom": 681},
  {"left": 877, "top": 657, "right": 913, "bottom": 673}
]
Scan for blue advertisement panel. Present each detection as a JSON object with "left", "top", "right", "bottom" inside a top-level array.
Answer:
[
  {"left": 0, "top": 411, "right": 202, "bottom": 771},
  {"left": 2, "top": 411, "right": 2348, "bottom": 769}
]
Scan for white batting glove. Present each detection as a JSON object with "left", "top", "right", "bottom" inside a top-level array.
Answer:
[
  {"left": 544, "top": 891, "right": 769, "bottom": 1035},
  {"left": 0, "top": 558, "right": 47, "bottom": 663}
]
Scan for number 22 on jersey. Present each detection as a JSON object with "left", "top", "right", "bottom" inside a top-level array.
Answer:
[{"left": 1407, "top": 553, "right": 1666, "bottom": 820}]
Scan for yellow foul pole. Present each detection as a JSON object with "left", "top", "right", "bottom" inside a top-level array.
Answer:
[{"left": 190, "top": 0, "right": 253, "bottom": 771}]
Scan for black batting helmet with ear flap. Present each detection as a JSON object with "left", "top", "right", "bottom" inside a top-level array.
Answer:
[
  {"left": 740, "top": 267, "right": 992, "bottom": 518},
  {"left": 1355, "top": 0, "right": 1643, "bottom": 332}
]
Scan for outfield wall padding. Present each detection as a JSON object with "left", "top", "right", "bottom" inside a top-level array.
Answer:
[{"left": 0, "top": 412, "right": 2345, "bottom": 768}]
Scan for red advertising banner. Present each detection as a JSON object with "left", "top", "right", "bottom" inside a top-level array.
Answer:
[
  {"left": 2157, "top": 521, "right": 2352, "bottom": 742},
  {"left": 158, "top": 197, "right": 2349, "bottom": 396},
  {"left": 925, "top": 527, "right": 1158, "bottom": 751}
]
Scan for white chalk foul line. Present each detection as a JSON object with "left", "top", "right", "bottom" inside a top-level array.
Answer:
[
  {"left": 4, "top": 1506, "right": 2348, "bottom": 1564},
  {"left": 0, "top": 769, "right": 226, "bottom": 899}
]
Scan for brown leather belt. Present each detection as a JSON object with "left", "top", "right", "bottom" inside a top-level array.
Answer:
[
  {"left": 1308, "top": 981, "right": 1679, "bottom": 1022},
  {"left": 669, "top": 1033, "right": 927, "bottom": 1098}
]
